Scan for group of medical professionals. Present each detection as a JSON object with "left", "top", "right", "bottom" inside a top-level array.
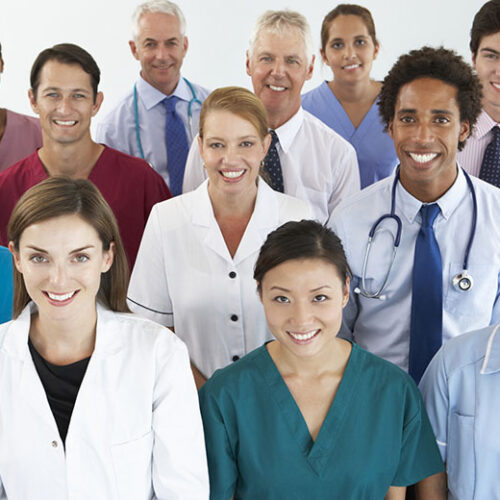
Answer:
[{"left": 0, "top": 0, "right": 499, "bottom": 497}]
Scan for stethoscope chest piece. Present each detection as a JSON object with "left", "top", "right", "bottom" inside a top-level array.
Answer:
[{"left": 452, "top": 271, "right": 474, "bottom": 291}]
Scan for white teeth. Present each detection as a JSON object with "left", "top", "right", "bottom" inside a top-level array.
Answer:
[
  {"left": 47, "top": 291, "right": 75, "bottom": 301},
  {"left": 221, "top": 170, "right": 244, "bottom": 178},
  {"left": 492, "top": 83, "right": 500, "bottom": 90},
  {"left": 269, "top": 85, "right": 286, "bottom": 91},
  {"left": 343, "top": 64, "right": 360, "bottom": 69},
  {"left": 287, "top": 329, "right": 319, "bottom": 341},
  {"left": 409, "top": 153, "right": 438, "bottom": 163},
  {"left": 54, "top": 120, "right": 77, "bottom": 126}
]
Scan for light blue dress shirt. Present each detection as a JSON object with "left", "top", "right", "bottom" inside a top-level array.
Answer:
[
  {"left": 329, "top": 167, "right": 500, "bottom": 371},
  {"left": 0, "top": 246, "right": 13, "bottom": 324},
  {"left": 302, "top": 81, "right": 398, "bottom": 189},
  {"left": 95, "top": 75, "right": 209, "bottom": 186},
  {"left": 420, "top": 324, "right": 500, "bottom": 499}
]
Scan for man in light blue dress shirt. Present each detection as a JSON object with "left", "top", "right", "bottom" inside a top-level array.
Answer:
[
  {"left": 96, "top": 0, "right": 209, "bottom": 190},
  {"left": 329, "top": 47, "right": 500, "bottom": 378}
]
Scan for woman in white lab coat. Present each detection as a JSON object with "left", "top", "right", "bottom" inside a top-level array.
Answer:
[
  {"left": 0, "top": 177, "right": 208, "bottom": 499},
  {"left": 128, "top": 87, "right": 311, "bottom": 387}
]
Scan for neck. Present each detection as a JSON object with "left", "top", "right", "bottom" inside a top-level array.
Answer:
[
  {"left": 329, "top": 78, "right": 380, "bottom": 103},
  {"left": 483, "top": 101, "right": 500, "bottom": 124},
  {"left": 267, "top": 105, "right": 299, "bottom": 130},
  {"left": 38, "top": 139, "right": 103, "bottom": 178},
  {"left": 29, "top": 305, "right": 97, "bottom": 365},
  {"left": 208, "top": 182, "right": 258, "bottom": 218},
  {"left": 141, "top": 71, "right": 179, "bottom": 97},
  {"left": 0, "top": 108, "right": 6, "bottom": 142}
]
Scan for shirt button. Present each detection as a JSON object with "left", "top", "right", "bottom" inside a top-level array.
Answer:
[
  {"left": 230, "top": 314, "right": 238, "bottom": 322},
  {"left": 51, "top": 440, "right": 58, "bottom": 448},
  {"left": 229, "top": 271, "right": 237, "bottom": 279},
  {"left": 232, "top": 355, "right": 240, "bottom": 362}
]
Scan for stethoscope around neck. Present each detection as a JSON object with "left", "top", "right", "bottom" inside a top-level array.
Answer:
[
  {"left": 354, "top": 167, "right": 478, "bottom": 300},
  {"left": 133, "top": 76, "right": 201, "bottom": 160}
]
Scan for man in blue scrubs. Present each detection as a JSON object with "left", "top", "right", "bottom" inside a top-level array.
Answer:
[
  {"left": 329, "top": 47, "right": 500, "bottom": 383},
  {"left": 96, "top": 0, "right": 209, "bottom": 194},
  {"left": 0, "top": 246, "right": 13, "bottom": 323}
]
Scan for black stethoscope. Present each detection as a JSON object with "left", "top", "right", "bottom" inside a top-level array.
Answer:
[
  {"left": 133, "top": 77, "right": 201, "bottom": 160},
  {"left": 354, "top": 167, "right": 477, "bottom": 300}
]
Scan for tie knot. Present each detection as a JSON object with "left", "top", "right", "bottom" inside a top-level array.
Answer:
[
  {"left": 164, "top": 96, "right": 179, "bottom": 113},
  {"left": 420, "top": 203, "right": 440, "bottom": 227},
  {"left": 269, "top": 129, "right": 279, "bottom": 148}
]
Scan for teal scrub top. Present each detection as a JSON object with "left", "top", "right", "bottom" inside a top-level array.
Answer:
[
  {"left": 0, "top": 246, "right": 13, "bottom": 324},
  {"left": 199, "top": 343, "right": 443, "bottom": 500}
]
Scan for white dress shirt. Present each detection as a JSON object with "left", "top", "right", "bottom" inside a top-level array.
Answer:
[
  {"left": 128, "top": 179, "right": 311, "bottom": 378},
  {"left": 95, "top": 75, "right": 210, "bottom": 185},
  {"left": 329, "top": 167, "right": 500, "bottom": 371},
  {"left": 0, "top": 303, "right": 209, "bottom": 499},
  {"left": 182, "top": 107, "right": 360, "bottom": 223},
  {"left": 458, "top": 110, "right": 500, "bottom": 178}
]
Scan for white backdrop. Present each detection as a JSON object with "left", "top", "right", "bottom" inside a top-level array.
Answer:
[{"left": 0, "top": 0, "right": 484, "bottom": 132}]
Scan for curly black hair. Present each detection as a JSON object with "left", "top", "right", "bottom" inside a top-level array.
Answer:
[{"left": 378, "top": 46, "right": 482, "bottom": 151}]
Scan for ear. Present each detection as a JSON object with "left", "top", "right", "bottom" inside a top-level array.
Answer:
[
  {"left": 388, "top": 119, "right": 394, "bottom": 139},
  {"left": 129, "top": 40, "right": 140, "bottom": 61},
  {"left": 342, "top": 276, "right": 350, "bottom": 308},
  {"left": 262, "top": 132, "right": 272, "bottom": 157},
  {"left": 305, "top": 54, "right": 315, "bottom": 81},
  {"left": 197, "top": 134, "right": 204, "bottom": 158},
  {"left": 471, "top": 52, "right": 477, "bottom": 70},
  {"left": 373, "top": 41, "right": 380, "bottom": 60},
  {"left": 183, "top": 35, "right": 189, "bottom": 55},
  {"left": 91, "top": 91, "right": 104, "bottom": 117},
  {"left": 8, "top": 241, "right": 22, "bottom": 274},
  {"left": 101, "top": 242, "right": 115, "bottom": 273},
  {"left": 319, "top": 48, "right": 328, "bottom": 65},
  {"left": 245, "top": 50, "right": 252, "bottom": 76},
  {"left": 28, "top": 88, "right": 39, "bottom": 114},
  {"left": 0, "top": 57, "right": 4, "bottom": 73},
  {"left": 459, "top": 119, "right": 471, "bottom": 143}
]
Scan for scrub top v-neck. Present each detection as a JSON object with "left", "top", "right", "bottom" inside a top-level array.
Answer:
[{"left": 199, "top": 343, "right": 443, "bottom": 499}]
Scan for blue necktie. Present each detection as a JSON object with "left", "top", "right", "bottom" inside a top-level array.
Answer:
[
  {"left": 164, "top": 96, "right": 189, "bottom": 196},
  {"left": 262, "top": 130, "right": 284, "bottom": 192},
  {"left": 409, "top": 203, "right": 442, "bottom": 383},
  {"left": 479, "top": 125, "right": 500, "bottom": 188}
]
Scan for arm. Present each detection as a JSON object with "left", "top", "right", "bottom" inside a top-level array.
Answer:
[
  {"left": 191, "top": 363, "right": 207, "bottom": 390},
  {"left": 415, "top": 472, "right": 447, "bottom": 500},
  {"left": 182, "top": 136, "right": 207, "bottom": 193},
  {"left": 385, "top": 486, "right": 406, "bottom": 500},
  {"left": 152, "top": 338, "right": 209, "bottom": 498}
]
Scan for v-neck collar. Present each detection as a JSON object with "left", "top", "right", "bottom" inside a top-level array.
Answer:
[{"left": 256, "top": 342, "right": 361, "bottom": 476}]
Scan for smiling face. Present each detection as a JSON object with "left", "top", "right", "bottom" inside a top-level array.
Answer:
[
  {"left": 28, "top": 60, "right": 103, "bottom": 146},
  {"left": 10, "top": 214, "right": 114, "bottom": 325},
  {"left": 129, "top": 12, "right": 188, "bottom": 96},
  {"left": 321, "top": 14, "right": 378, "bottom": 85},
  {"left": 260, "top": 258, "right": 349, "bottom": 360},
  {"left": 389, "top": 77, "right": 470, "bottom": 202},
  {"left": 473, "top": 31, "right": 500, "bottom": 122},
  {"left": 199, "top": 109, "right": 270, "bottom": 198},
  {"left": 246, "top": 28, "right": 314, "bottom": 129}
]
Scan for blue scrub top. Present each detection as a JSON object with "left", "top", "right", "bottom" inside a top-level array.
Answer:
[
  {"left": 0, "top": 246, "right": 13, "bottom": 324},
  {"left": 199, "top": 343, "right": 443, "bottom": 499}
]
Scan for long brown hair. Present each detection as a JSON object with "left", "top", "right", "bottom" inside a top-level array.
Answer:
[{"left": 8, "top": 177, "right": 130, "bottom": 317}]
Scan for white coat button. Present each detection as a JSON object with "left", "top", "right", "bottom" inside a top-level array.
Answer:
[
  {"left": 229, "top": 271, "right": 237, "bottom": 279},
  {"left": 51, "top": 440, "right": 58, "bottom": 448}
]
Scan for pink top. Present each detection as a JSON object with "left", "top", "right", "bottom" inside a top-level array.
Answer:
[{"left": 0, "top": 109, "right": 42, "bottom": 172}]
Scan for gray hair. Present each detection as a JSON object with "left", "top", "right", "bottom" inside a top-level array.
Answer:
[
  {"left": 131, "top": 0, "right": 186, "bottom": 40},
  {"left": 248, "top": 10, "right": 314, "bottom": 65}
]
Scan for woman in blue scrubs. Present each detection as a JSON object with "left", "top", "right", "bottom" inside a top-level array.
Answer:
[
  {"left": 199, "top": 220, "right": 444, "bottom": 499},
  {"left": 302, "top": 4, "right": 398, "bottom": 188}
]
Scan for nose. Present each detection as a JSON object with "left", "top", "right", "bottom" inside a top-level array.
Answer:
[
  {"left": 343, "top": 44, "right": 356, "bottom": 59},
  {"left": 154, "top": 43, "right": 170, "bottom": 61},
  {"left": 57, "top": 96, "right": 72, "bottom": 115},
  {"left": 48, "top": 262, "right": 70, "bottom": 288},
  {"left": 414, "top": 122, "right": 435, "bottom": 144},
  {"left": 222, "top": 145, "right": 239, "bottom": 165},
  {"left": 270, "top": 59, "right": 285, "bottom": 77},
  {"left": 291, "top": 300, "right": 313, "bottom": 327}
]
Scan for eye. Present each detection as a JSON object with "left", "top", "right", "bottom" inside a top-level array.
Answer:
[
  {"left": 354, "top": 38, "right": 367, "bottom": 46},
  {"left": 287, "top": 57, "right": 299, "bottom": 65},
  {"left": 72, "top": 254, "right": 89, "bottom": 263},
  {"left": 434, "top": 116, "right": 450, "bottom": 124},
  {"left": 74, "top": 93, "right": 86, "bottom": 99},
  {"left": 273, "top": 295, "right": 290, "bottom": 303},
  {"left": 400, "top": 116, "right": 415, "bottom": 124},
  {"left": 331, "top": 42, "right": 343, "bottom": 50},
  {"left": 144, "top": 41, "right": 156, "bottom": 48},
  {"left": 260, "top": 56, "right": 272, "bottom": 63},
  {"left": 485, "top": 53, "right": 498, "bottom": 60},
  {"left": 45, "top": 92, "right": 59, "bottom": 99},
  {"left": 30, "top": 254, "right": 48, "bottom": 264},
  {"left": 240, "top": 141, "right": 254, "bottom": 147},
  {"left": 313, "top": 294, "right": 328, "bottom": 302},
  {"left": 166, "top": 40, "right": 178, "bottom": 47},
  {"left": 208, "top": 142, "right": 223, "bottom": 149}
]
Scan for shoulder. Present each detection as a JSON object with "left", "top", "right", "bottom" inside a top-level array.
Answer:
[
  {"left": 301, "top": 110, "right": 355, "bottom": 151},
  {"left": 301, "top": 83, "right": 325, "bottom": 107},
  {"left": 260, "top": 181, "right": 311, "bottom": 218},
  {"left": 97, "top": 146, "right": 162, "bottom": 181},
  {"left": 6, "top": 109, "right": 41, "bottom": 131},
  {"left": 0, "top": 151, "right": 40, "bottom": 186},
  {"left": 187, "top": 80, "right": 210, "bottom": 100},
  {"left": 468, "top": 172, "right": 500, "bottom": 205},
  {"left": 98, "top": 90, "right": 134, "bottom": 124}
]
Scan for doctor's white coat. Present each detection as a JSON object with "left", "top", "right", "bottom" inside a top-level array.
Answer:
[{"left": 0, "top": 303, "right": 209, "bottom": 499}]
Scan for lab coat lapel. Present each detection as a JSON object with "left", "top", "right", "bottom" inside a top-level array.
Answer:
[{"left": 233, "top": 180, "right": 279, "bottom": 265}]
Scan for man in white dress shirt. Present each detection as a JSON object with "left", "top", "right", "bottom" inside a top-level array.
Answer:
[
  {"left": 458, "top": 0, "right": 500, "bottom": 187},
  {"left": 96, "top": 0, "right": 209, "bottom": 194},
  {"left": 329, "top": 47, "right": 500, "bottom": 382},
  {"left": 182, "top": 10, "right": 359, "bottom": 223}
]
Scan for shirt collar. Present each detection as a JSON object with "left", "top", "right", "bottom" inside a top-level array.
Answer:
[
  {"left": 395, "top": 166, "right": 469, "bottom": 224},
  {"left": 480, "top": 324, "right": 500, "bottom": 374},
  {"left": 470, "top": 109, "right": 498, "bottom": 140},
  {"left": 273, "top": 107, "right": 304, "bottom": 153},
  {"left": 136, "top": 74, "right": 190, "bottom": 110}
]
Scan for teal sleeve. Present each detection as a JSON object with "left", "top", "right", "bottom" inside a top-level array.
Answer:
[
  {"left": 199, "top": 385, "right": 238, "bottom": 500},
  {"left": 392, "top": 384, "right": 445, "bottom": 486}
]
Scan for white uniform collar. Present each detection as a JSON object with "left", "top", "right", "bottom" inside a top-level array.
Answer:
[
  {"left": 136, "top": 74, "right": 192, "bottom": 110},
  {"left": 470, "top": 109, "right": 499, "bottom": 141},
  {"left": 273, "top": 107, "right": 304, "bottom": 154}
]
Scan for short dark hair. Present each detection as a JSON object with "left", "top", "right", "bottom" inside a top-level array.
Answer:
[
  {"left": 320, "top": 4, "right": 378, "bottom": 53},
  {"left": 254, "top": 220, "right": 351, "bottom": 293},
  {"left": 470, "top": 0, "right": 500, "bottom": 56},
  {"left": 8, "top": 177, "right": 130, "bottom": 317},
  {"left": 378, "top": 46, "right": 482, "bottom": 151},
  {"left": 30, "top": 43, "right": 100, "bottom": 100}
]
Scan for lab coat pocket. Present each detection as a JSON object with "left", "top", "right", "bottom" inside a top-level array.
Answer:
[
  {"left": 447, "top": 412, "right": 474, "bottom": 500},
  {"left": 111, "top": 430, "right": 154, "bottom": 499}
]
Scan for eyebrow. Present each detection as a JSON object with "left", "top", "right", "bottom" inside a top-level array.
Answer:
[
  {"left": 330, "top": 34, "right": 368, "bottom": 41},
  {"left": 269, "top": 285, "right": 332, "bottom": 292},
  {"left": 205, "top": 134, "right": 259, "bottom": 141},
  {"left": 480, "top": 47, "right": 500, "bottom": 56},
  {"left": 41, "top": 86, "right": 91, "bottom": 94},
  {"left": 397, "top": 108, "right": 453, "bottom": 115},
  {"left": 25, "top": 245, "right": 95, "bottom": 253}
]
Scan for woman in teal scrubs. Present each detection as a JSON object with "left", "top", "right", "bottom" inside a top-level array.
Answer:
[{"left": 199, "top": 220, "right": 444, "bottom": 499}]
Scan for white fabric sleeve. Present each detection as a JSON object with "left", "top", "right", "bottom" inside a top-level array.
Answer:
[
  {"left": 152, "top": 336, "right": 209, "bottom": 499},
  {"left": 182, "top": 135, "right": 207, "bottom": 193},
  {"left": 128, "top": 205, "right": 174, "bottom": 327}
]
